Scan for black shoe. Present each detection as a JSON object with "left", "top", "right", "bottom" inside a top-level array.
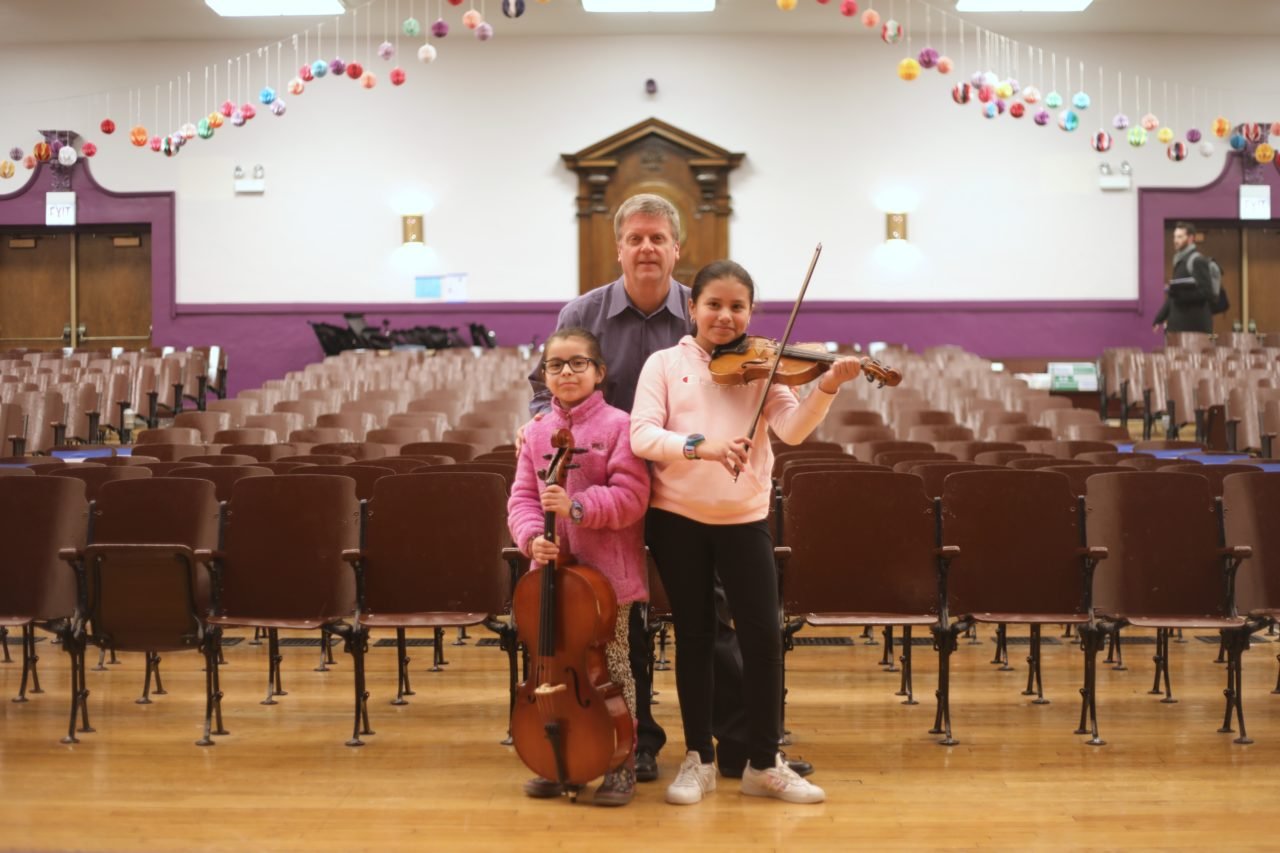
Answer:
[
  {"left": 718, "top": 752, "right": 814, "bottom": 779},
  {"left": 635, "top": 749, "right": 658, "bottom": 783}
]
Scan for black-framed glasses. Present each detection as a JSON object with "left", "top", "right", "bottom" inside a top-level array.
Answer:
[{"left": 543, "top": 356, "right": 598, "bottom": 375}]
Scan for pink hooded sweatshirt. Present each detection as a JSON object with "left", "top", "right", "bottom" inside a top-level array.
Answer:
[
  {"left": 630, "top": 335, "right": 837, "bottom": 526},
  {"left": 508, "top": 390, "right": 650, "bottom": 605}
]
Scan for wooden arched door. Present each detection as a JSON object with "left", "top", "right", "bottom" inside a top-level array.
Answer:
[{"left": 562, "top": 118, "right": 743, "bottom": 294}]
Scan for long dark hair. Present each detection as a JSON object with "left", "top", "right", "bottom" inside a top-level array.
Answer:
[{"left": 691, "top": 260, "right": 755, "bottom": 305}]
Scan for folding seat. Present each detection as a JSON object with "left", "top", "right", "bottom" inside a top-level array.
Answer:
[
  {"left": 253, "top": 461, "right": 315, "bottom": 474},
  {"left": 875, "top": 450, "right": 956, "bottom": 468},
  {"left": 1116, "top": 456, "right": 1199, "bottom": 471},
  {"left": 183, "top": 454, "right": 258, "bottom": 467},
  {"left": 850, "top": 439, "right": 932, "bottom": 464},
  {"left": 906, "top": 425, "right": 974, "bottom": 443},
  {"left": 135, "top": 443, "right": 210, "bottom": 463},
  {"left": 1024, "top": 440, "right": 1119, "bottom": 460},
  {"left": 931, "top": 440, "right": 1025, "bottom": 462},
  {"left": 354, "top": 457, "right": 431, "bottom": 474},
  {"left": 474, "top": 450, "right": 518, "bottom": 465},
  {"left": 98, "top": 455, "right": 162, "bottom": 467},
  {"left": 140, "top": 461, "right": 209, "bottom": 476},
  {"left": 443, "top": 427, "right": 512, "bottom": 451},
  {"left": 135, "top": 427, "right": 203, "bottom": 447},
  {"left": 409, "top": 391, "right": 469, "bottom": 426},
  {"left": 1076, "top": 450, "right": 1149, "bottom": 465},
  {"left": 991, "top": 424, "right": 1053, "bottom": 443},
  {"left": 279, "top": 454, "right": 356, "bottom": 466},
  {"left": 906, "top": 462, "right": 991, "bottom": 499},
  {"left": 170, "top": 466, "right": 272, "bottom": 502},
  {"left": 401, "top": 441, "right": 479, "bottom": 462},
  {"left": 286, "top": 464, "right": 394, "bottom": 501},
  {"left": 202, "top": 475, "right": 363, "bottom": 742},
  {"left": 975, "top": 409, "right": 1028, "bottom": 441},
  {"left": 311, "top": 442, "right": 388, "bottom": 462},
  {"left": 458, "top": 411, "right": 523, "bottom": 434},
  {"left": 244, "top": 413, "right": 304, "bottom": 443},
  {"left": 830, "top": 410, "right": 885, "bottom": 428},
  {"left": 1160, "top": 463, "right": 1261, "bottom": 497},
  {"left": 11, "top": 390, "right": 63, "bottom": 454},
  {"left": 972, "top": 451, "right": 1049, "bottom": 466},
  {"left": 894, "top": 409, "right": 955, "bottom": 440},
  {"left": 274, "top": 399, "right": 326, "bottom": 429},
  {"left": 385, "top": 412, "right": 446, "bottom": 441},
  {"left": 316, "top": 412, "right": 377, "bottom": 442},
  {"left": 0, "top": 468, "right": 35, "bottom": 478},
  {"left": 829, "top": 425, "right": 895, "bottom": 448},
  {"left": 1009, "top": 457, "right": 1091, "bottom": 470},
  {"left": 43, "top": 465, "right": 151, "bottom": 501},
  {"left": 1066, "top": 423, "right": 1130, "bottom": 442},
  {"left": 212, "top": 428, "right": 278, "bottom": 446},
  {"left": 220, "top": 444, "right": 296, "bottom": 463},
  {"left": 1015, "top": 395, "right": 1073, "bottom": 422},
  {"left": 365, "top": 427, "right": 432, "bottom": 456},
  {"left": 59, "top": 478, "right": 222, "bottom": 741},
  {"left": 1087, "top": 472, "right": 1261, "bottom": 743},
  {"left": 415, "top": 461, "right": 517, "bottom": 493},
  {"left": 1041, "top": 464, "right": 1128, "bottom": 497},
  {"left": 1040, "top": 409, "right": 1103, "bottom": 439},
  {"left": 1223, "top": 472, "right": 1280, "bottom": 690},
  {"left": 205, "top": 399, "right": 259, "bottom": 429}
]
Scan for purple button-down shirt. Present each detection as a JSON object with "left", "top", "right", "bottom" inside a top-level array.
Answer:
[{"left": 529, "top": 277, "right": 691, "bottom": 416}]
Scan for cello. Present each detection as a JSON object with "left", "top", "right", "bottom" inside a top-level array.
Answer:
[{"left": 510, "top": 428, "right": 633, "bottom": 801}]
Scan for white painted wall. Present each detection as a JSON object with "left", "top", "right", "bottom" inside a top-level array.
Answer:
[{"left": 0, "top": 30, "right": 1275, "bottom": 304}]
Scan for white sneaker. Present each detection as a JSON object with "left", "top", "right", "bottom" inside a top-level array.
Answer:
[
  {"left": 741, "top": 754, "right": 826, "bottom": 803},
  {"left": 666, "top": 751, "right": 717, "bottom": 805}
]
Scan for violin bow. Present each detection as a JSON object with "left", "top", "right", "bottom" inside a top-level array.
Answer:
[{"left": 733, "top": 242, "right": 822, "bottom": 482}]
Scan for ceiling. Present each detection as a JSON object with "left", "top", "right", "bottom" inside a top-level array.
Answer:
[{"left": 2, "top": 0, "right": 1280, "bottom": 44}]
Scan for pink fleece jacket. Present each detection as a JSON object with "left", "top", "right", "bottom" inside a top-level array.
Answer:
[
  {"left": 508, "top": 390, "right": 650, "bottom": 605},
  {"left": 630, "top": 335, "right": 837, "bottom": 526}
]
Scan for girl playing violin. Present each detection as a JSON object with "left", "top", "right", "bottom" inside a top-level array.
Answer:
[
  {"left": 508, "top": 327, "right": 651, "bottom": 806},
  {"left": 630, "top": 259, "right": 866, "bottom": 805}
]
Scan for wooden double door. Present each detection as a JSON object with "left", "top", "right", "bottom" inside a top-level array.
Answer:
[
  {"left": 1164, "top": 223, "right": 1280, "bottom": 337},
  {"left": 0, "top": 228, "right": 151, "bottom": 350}
]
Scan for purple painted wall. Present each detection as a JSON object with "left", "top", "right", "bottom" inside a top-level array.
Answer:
[{"left": 4, "top": 153, "right": 1267, "bottom": 395}]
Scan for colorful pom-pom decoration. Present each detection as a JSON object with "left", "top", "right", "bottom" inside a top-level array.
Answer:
[
  {"left": 1009, "top": 102, "right": 1025, "bottom": 119},
  {"left": 881, "top": 19, "right": 902, "bottom": 43},
  {"left": 329, "top": 58, "right": 346, "bottom": 75},
  {"left": 207, "top": 112, "right": 224, "bottom": 129},
  {"left": 197, "top": 118, "right": 213, "bottom": 139},
  {"left": 219, "top": 99, "right": 235, "bottom": 116},
  {"left": 839, "top": 0, "right": 858, "bottom": 15},
  {"left": 288, "top": 78, "right": 305, "bottom": 96},
  {"left": 390, "top": 67, "right": 407, "bottom": 85},
  {"left": 23, "top": 155, "right": 35, "bottom": 169},
  {"left": 1230, "top": 132, "right": 1247, "bottom": 151},
  {"left": 378, "top": 41, "right": 395, "bottom": 60},
  {"left": 1034, "top": 109, "right": 1050, "bottom": 126},
  {"left": 361, "top": 71, "right": 377, "bottom": 89},
  {"left": 1257, "top": 143, "right": 1276, "bottom": 164},
  {"left": 8, "top": 147, "right": 21, "bottom": 160},
  {"left": 100, "top": 119, "right": 115, "bottom": 135},
  {"left": 33, "top": 142, "right": 50, "bottom": 162},
  {"left": 970, "top": 71, "right": 984, "bottom": 88},
  {"left": 0, "top": 160, "right": 13, "bottom": 179},
  {"left": 57, "top": 146, "right": 77, "bottom": 167},
  {"left": 271, "top": 100, "right": 287, "bottom": 116},
  {"left": 1167, "top": 142, "right": 1188, "bottom": 162},
  {"left": 1156, "top": 127, "right": 1173, "bottom": 144},
  {"left": 1212, "top": 117, "right": 1230, "bottom": 138},
  {"left": 431, "top": 18, "right": 449, "bottom": 37},
  {"left": 917, "top": 47, "right": 938, "bottom": 68},
  {"left": 1246, "top": 123, "right": 1266, "bottom": 143},
  {"left": 82, "top": 142, "right": 97, "bottom": 158},
  {"left": 503, "top": 0, "right": 526, "bottom": 16},
  {"left": 50, "top": 140, "right": 64, "bottom": 157},
  {"left": 1007, "top": 79, "right": 1021, "bottom": 96},
  {"left": 231, "top": 110, "right": 245, "bottom": 127},
  {"left": 1140, "top": 113, "right": 1159, "bottom": 131},
  {"left": 464, "top": 10, "right": 484, "bottom": 28},
  {"left": 449, "top": 0, "right": 464, "bottom": 5},
  {"left": 311, "top": 59, "right": 328, "bottom": 78},
  {"left": 300, "top": 63, "right": 315, "bottom": 82},
  {"left": 161, "top": 136, "right": 176, "bottom": 158},
  {"left": 1128, "top": 127, "right": 1148, "bottom": 147},
  {"left": 476, "top": 22, "right": 494, "bottom": 40},
  {"left": 1058, "top": 110, "right": 1079, "bottom": 132},
  {"left": 1271, "top": 121, "right": 1280, "bottom": 138},
  {"left": 951, "top": 83, "right": 971, "bottom": 104},
  {"left": 1186, "top": 128, "right": 1202, "bottom": 143},
  {"left": 777, "top": 0, "right": 797, "bottom": 9},
  {"left": 1200, "top": 141, "right": 1216, "bottom": 157},
  {"left": 1072, "top": 91, "right": 1091, "bottom": 110},
  {"left": 1044, "top": 91, "right": 1063, "bottom": 109},
  {"left": 1022, "top": 86, "right": 1041, "bottom": 104},
  {"left": 403, "top": 17, "right": 422, "bottom": 36},
  {"left": 346, "top": 62, "right": 364, "bottom": 80},
  {"left": 1091, "top": 130, "right": 1112, "bottom": 152},
  {"left": 241, "top": 104, "right": 256, "bottom": 121},
  {"left": 129, "top": 127, "right": 147, "bottom": 147},
  {"left": 995, "top": 81, "right": 1013, "bottom": 100},
  {"left": 180, "top": 122, "right": 197, "bottom": 140},
  {"left": 418, "top": 44, "right": 439, "bottom": 63},
  {"left": 977, "top": 85, "right": 993, "bottom": 104},
  {"left": 936, "top": 56, "right": 953, "bottom": 74},
  {"left": 149, "top": 135, "right": 162, "bottom": 152},
  {"left": 260, "top": 86, "right": 276, "bottom": 104},
  {"left": 861, "top": 8, "right": 880, "bottom": 27},
  {"left": 983, "top": 103, "right": 997, "bottom": 119},
  {"left": 897, "top": 57, "right": 920, "bottom": 81},
  {"left": 995, "top": 99, "right": 1007, "bottom": 115}
]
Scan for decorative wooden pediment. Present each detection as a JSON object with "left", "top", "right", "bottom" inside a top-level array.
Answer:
[{"left": 563, "top": 118, "right": 743, "bottom": 293}]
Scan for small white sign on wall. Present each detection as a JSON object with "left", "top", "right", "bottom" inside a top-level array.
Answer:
[
  {"left": 1240, "top": 185, "right": 1271, "bottom": 221},
  {"left": 45, "top": 192, "right": 76, "bottom": 226}
]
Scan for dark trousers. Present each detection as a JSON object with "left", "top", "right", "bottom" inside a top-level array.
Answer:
[{"left": 644, "top": 508, "right": 782, "bottom": 771}]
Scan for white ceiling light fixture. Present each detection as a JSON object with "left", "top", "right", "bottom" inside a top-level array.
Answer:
[
  {"left": 205, "top": 0, "right": 346, "bottom": 16},
  {"left": 955, "top": 0, "right": 1093, "bottom": 11},
  {"left": 583, "top": 0, "right": 715, "bottom": 12}
]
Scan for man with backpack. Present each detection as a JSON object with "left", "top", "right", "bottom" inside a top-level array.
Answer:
[{"left": 1153, "top": 221, "right": 1225, "bottom": 335}]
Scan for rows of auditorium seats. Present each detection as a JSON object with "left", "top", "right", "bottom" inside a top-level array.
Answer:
[
  {"left": 1101, "top": 331, "right": 1280, "bottom": 454},
  {"left": 0, "top": 346, "right": 225, "bottom": 454}
]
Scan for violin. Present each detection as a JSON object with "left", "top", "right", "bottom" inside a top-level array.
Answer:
[
  {"left": 510, "top": 428, "right": 632, "bottom": 801},
  {"left": 709, "top": 334, "right": 902, "bottom": 389}
]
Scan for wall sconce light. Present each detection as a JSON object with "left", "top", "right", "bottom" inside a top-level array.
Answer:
[
  {"left": 885, "top": 212, "right": 908, "bottom": 242},
  {"left": 1098, "top": 160, "right": 1132, "bottom": 192},
  {"left": 402, "top": 214, "right": 424, "bottom": 244},
  {"left": 233, "top": 164, "right": 266, "bottom": 194}
]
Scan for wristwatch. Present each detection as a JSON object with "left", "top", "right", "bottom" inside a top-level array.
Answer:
[
  {"left": 683, "top": 433, "right": 706, "bottom": 461},
  {"left": 569, "top": 499, "right": 585, "bottom": 523}
]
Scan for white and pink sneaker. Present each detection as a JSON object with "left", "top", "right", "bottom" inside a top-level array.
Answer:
[{"left": 741, "top": 754, "right": 825, "bottom": 803}]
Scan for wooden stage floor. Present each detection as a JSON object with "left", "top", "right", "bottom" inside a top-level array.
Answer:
[{"left": 2, "top": 624, "right": 1279, "bottom": 852}]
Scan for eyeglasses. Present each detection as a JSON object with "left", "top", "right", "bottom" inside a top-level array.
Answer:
[{"left": 543, "top": 356, "right": 598, "bottom": 375}]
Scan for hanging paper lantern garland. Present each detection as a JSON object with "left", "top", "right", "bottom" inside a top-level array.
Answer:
[
  {"left": 1212, "top": 117, "right": 1230, "bottom": 138},
  {"left": 862, "top": 9, "right": 880, "bottom": 28},
  {"left": 1256, "top": 143, "right": 1276, "bottom": 164},
  {"left": 180, "top": 122, "right": 196, "bottom": 139},
  {"left": 50, "top": 140, "right": 64, "bottom": 158},
  {"left": 346, "top": 61, "right": 364, "bottom": 80},
  {"left": 1009, "top": 102, "right": 1025, "bottom": 119},
  {"left": 271, "top": 100, "right": 287, "bottom": 116},
  {"left": 23, "top": 155, "right": 35, "bottom": 169},
  {"left": 983, "top": 103, "right": 998, "bottom": 119},
  {"left": 82, "top": 142, "right": 97, "bottom": 158},
  {"left": 404, "top": 17, "right": 422, "bottom": 36},
  {"left": 1045, "top": 91, "right": 1063, "bottom": 109},
  {"left": 1245, "top": 123, "right": 1266, "bottom": 143},
  {"left": 418, "top": 44, "right": 438, "bottom": 63},
  {"left": 1058, "top": 110, "right": 1079, "bottom": 132},
  {"left": 100, "top": 119, "right": 115, "bottom": 135},
  {"left": 1167, "top": 142, "right": 1188, "bottom": 161},
  {"left": 503, "top": 0, "right": 526, "bottom": 16},
  {"left": 1229, "top": 132, "right": 1247, "bottom": 151},
  {"left": 476, "top": 22, "right": 494, "bottom": 40},
  {"left": 1112, "top": 113, "right": 1130, "bottom": 130},
  {"left": 917, "top": 47, "right": 938, "bottom": 69},
  {"left": 881, "top": 19, "right": 901, "bottom": 43},
  {"left": 1140, "top": 113, "right": 1159, "bottom": 131},
  {"left": 1072, "top": 91, "right": 1091, "bottom": 110},
  {"left": 1201, "top": 141, "right": 1215, "bottom": 157},
  {"left": 1128, "top": 127, "right": 1147, "bottom": 147},
  {"left": 329, "top": 57, "right": 346, "bottom": 75},
  {"left": 1034, "top": 109, "right": 1050, "bottom": 126},
  {"left": 1091, "top": 131, "right": 1112, "bottom": 152},
  {"left": 463, "top": 10, "right": 484, "bottom": 28},
  {"left": 130, "top": 127, "right": 147, "bottom": 146},
  {"left": 978, "top": 86, "right": 993, "bottom": 103},
  {"left": 207, "top": 112, "right": 224, "bottom": 129},
  {"left": 1156, "top": 127, "right": 1173, "bottom": 144},
  {"left": 431, "top": 19, "right": 450, "bottom": 37},
  {"left": 361, "top": 71, "right": 377, "bottom": 88},
  {"left": 311, "top": 59, "right": 328, "bottom": 78},
  {"left": 260, "top": 86, "right": 276, "bottom": 104},
  {"left": 839, "top": 0, "right": 858, "bottom": 16},
  {"left": 897, "top": 58, "right": 920, "bottom": 81},
  {"left": 0, "top": 160, "right": 13, "bottom": 179},
  {"left": 951, "top": 83, "right": 971, "bottom": 104},
  {"left": 300, "top": 63, "right": 315, "bottom": 82},
  {"left": 1186, "top": 128, "right": 1201, "bottom": 143},
  {"left": 231, "top": 109, "right": 245, "bottom": 127},
  {"left": 241, "top": 104, "right": 256, "bottom": 120},
  {"left": 936, "top": 56, "right": 953, "bottom": 74},
  {"left": 197, "top": 118, "right": 213, "bottom": 138},
  {"left": 219, "top": 99, "right": 235, "bottom": 116},
  {"left": 8, "top": 147, "right": 22, "bottom": 160},
  {"left": 1271, "top": 121, "right": 1280, "bottom": 138},
  {"left": 390, "top": 67, "right": 407, "bottom": 85},
  {"left": 149, "top": 135, "right": 162, "bottom": 151},
  {"left": 288, "top": 78, "right": 305, "bottom": 95},
  {"left": 33, "top": 142, "right": 51, "bottom": 161},
  {"left": 995, "top": 81, "right": 1013, "bottom": 99},
  {"left": 1022, "top": 87, "right": 1041, "bottom": 104},
  {"left": 58, "top": 146, "right": 78, "bottom": 166},
  {"left": 378, "top": 41, "right": 395, "bottom": 60}
]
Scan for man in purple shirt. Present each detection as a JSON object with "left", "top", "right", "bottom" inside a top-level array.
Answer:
[{"left": 527, "top": 194, "right": 812, "bottom": 784}]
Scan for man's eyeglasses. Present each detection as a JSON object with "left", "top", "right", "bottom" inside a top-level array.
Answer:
[{"left": 543, "top": 356, "right": 599, "bottom": 375}]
